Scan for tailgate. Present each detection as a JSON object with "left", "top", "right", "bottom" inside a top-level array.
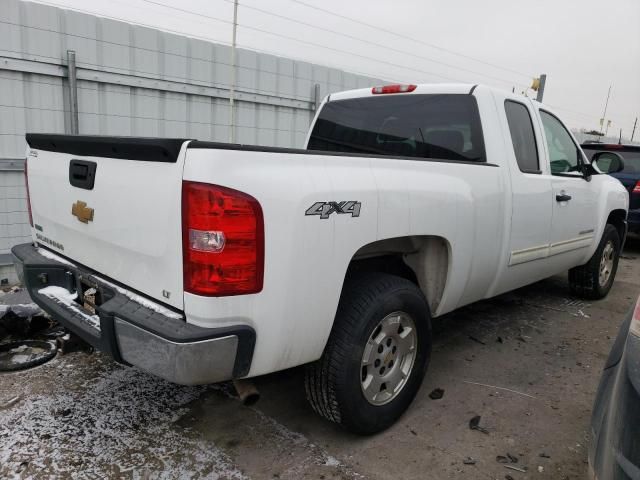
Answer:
[{"left": 25, "top": 134, "right": 189, "bottom": 310}]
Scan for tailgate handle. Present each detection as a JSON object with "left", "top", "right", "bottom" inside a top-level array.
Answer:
[{"left": 69, "top": 160, "right": 97, "bottom": 190}]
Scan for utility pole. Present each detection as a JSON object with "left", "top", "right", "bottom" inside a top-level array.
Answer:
[
  {"left": 535, "top": 74, "right": 546, "bottom": 102},
  {"left": 631, "top": 117, "right": 637, "bottom": 143},
  {"left": 228, "top": 0, "right": 239, "bottom": 143},
  {"left": 600, "top": 85, "right": 612, "bottom": 135}
]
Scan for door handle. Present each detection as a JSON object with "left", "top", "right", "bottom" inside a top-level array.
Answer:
[
  {"left": 556, "top": 193, "right": 572, "bottom": 202},
  {"left": 69, "top": 160, "right": 97, "bottom": 190}
]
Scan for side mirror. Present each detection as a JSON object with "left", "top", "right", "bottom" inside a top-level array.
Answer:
[{"left": 592, "top": 151, "right": 625, "bottom": 174}]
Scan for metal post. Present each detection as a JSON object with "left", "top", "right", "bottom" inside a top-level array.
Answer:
[
  {"left": 310, "top": 83, "right": 320, "bottom": 122},
  {"left": 600, "top": 85, "right": 612, "bottom": 135},
  {"left": 67, "top": 50, "right": 79, "bottom": 134},
  {"left": 535, "top": 74, "right": 546, "bottom": 102},
  {"left": 228, "top": 0, "right": 239, "bottom": 143},
  {"left": 631, "top": 117, "right": 637, "bottom": 143}
]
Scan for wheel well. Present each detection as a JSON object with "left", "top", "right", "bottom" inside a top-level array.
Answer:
[
  {"left": 607, "top": 209, "right": 627, "bottom": 242},
  {"left": 346, "top": 236, "right": 450, "bottom": 314}
]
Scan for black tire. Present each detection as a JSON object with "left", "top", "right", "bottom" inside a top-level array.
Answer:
[
  {"left": 305, "top": 273, "right": 431, "bottom": 435},
  {"left": 0, "top": 340, "right": 57, "bottom": 372},
  {"left": 568, "top": 224, "right": 621, "bottom": 300}
]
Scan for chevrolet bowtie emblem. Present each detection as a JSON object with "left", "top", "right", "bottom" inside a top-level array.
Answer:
[{"left": 71, "top": 201, "right": 94, "bottom": 223}]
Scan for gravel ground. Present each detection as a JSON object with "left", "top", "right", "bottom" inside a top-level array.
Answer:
[{"left": 1, "top": 235, "right": 639, "bottom": 479}]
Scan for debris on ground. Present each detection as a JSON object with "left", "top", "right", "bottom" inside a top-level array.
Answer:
[
  {"left": 462, "top": 457, "right": 476, "bottom": 465},
  {"left": 56, "top": 332, "right": 93, "bottom": 355},
  {"left": 505, "top": 475, "right": 515, "bottom": 480},
  {"left": 0, "top": 340, "right": 58, "bottom": 372},
  {"left": 539, "top": 452, "right": 551, "bottom": 458},
  {"left": 463, "top": 381, "right": 536, "bottom": 399},
  {"left": 497, "top": 336, "right": 503, "bottom": 343},
  {"left": 497, "top": 455, "right": 509, "bottom": 463},
  {"left": 428, "top": 388, "right": 444, "bottom": 400},
  {"left": 0, "top": 395, "right": 22, "bottom": 410},
  {"left": 506, "top": 453, "right": 518, "bottom": 463},
  {"left": 538, "top": 465, "right": 544, "bottom": 473},
  {"left": 469, "top": 415, "right": 489, "bottom": 434},
  {"left": 504, "top": 465, "right": 527, "bottom": 473},
  {"left": 468, "top": 335, "right": 486, "bottom": 345},
  {"left": 0, "top": 288, "right": 49, "bottom": 338}
]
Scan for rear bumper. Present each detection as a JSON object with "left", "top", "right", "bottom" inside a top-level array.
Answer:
[{"left": 11, "top": 243, "right": 255, "bottom": 385}]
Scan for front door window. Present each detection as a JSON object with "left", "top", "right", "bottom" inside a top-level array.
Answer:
[{"left": 540, "top": 111, "right": 583, "bottom": 175}]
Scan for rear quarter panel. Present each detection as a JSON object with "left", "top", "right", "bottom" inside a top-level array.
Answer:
[
  {"left": 182, "top": 149, "right": 378, "bottom": 375},
  {"left": 182, "top": 145, "right": 506, "bottom": 377}
]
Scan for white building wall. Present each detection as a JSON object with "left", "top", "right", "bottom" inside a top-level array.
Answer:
[{"left": 0, "top": 0, "right": 384, "bottom": 284}]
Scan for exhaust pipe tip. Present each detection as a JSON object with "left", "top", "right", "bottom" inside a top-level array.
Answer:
[{"left": 232, "top": 379, "right": 260, "bottom": 406}]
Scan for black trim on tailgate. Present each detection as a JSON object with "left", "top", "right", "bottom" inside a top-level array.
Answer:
[{"left": 26, "top": 134, "right": 189, "bottom": 163}]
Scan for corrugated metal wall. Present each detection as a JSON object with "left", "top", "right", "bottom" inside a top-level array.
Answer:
[{"left": 0, "top": 0, "right": 383, "bottom": 284}]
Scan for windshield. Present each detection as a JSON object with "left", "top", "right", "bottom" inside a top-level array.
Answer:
[{"left": 308, "top": 94, "right": 486, "bottom": 162}]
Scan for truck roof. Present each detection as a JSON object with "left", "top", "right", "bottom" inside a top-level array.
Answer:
[{"left": 328, "top": 83, "right": 478, "bottom": 102}]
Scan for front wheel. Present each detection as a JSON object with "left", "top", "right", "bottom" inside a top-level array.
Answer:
[
  {"left": 304, "top": 273, "right": 431, "bottom": 435},
  {"left": 568, "top": 224, "right": 621, "bottom": 299}
]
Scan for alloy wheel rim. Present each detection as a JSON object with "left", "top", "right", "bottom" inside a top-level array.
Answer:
[
  {"left": 360, "top": 311, "right": 417, "bottom": 406},
  {"left": 599, "top": 241, "right": 615, "bottom": 287}
]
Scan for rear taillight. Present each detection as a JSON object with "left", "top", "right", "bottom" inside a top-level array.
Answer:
[
  {"left": 182, "top": 181, "right": 264, "bottom": 296},
  {"left": 372, "top": 84, "right": 417, "bottom": 94},
  {"left": 633, "top": 181, "right": 640, "bottom": 194},
  {"left": 630, "top": 296, "right": 640, "bottom": 338},
  {"left": 24, "top": 158, "right": 33, "bottom": 227}
]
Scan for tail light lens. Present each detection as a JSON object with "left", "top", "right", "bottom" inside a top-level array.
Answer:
[
  {"left": 24, "top": 158, "right": 33, "bottom": 227},
  {"left": 633, "top": 180, "right": 640, "bottom": 194},
  {"left": 372, "top": 84, "right": 417, "bottom": 94},
  {"left": 182, "top": 181, "right": 264, "bottom": 296}
]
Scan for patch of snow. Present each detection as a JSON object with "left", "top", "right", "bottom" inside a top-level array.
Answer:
[
  {"left": 0, "top": 303, "right": 43, "bottom": 319},
  {"left": 0, "top": 365, "right": 247, "bottom": 479},
  {"left": 36, "top": 248, "right": 182, "bottom": 321},
  {"left": 96, "top": 278, "right": 183, "bottom": 320},
  {"left": 10, "top": 354, "right": 30, "bottom": 364},
  {"left": 38, "top": 286, "right": 100, "bottom": 330},
  {"left": 324, "top": 456, "right": 341, "bottom": 467},
  {"left": 37, "top": 248, "right": 75, "bottom": 267},
  {"left": 8, "top": 346, "right": 29, "bottom": 354}
]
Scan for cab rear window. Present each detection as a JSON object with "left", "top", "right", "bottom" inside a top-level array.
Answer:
[{"left": 308, "top": 94, "right": 486, "bottom": 162}]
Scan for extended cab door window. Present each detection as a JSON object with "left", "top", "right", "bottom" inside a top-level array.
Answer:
[
  {"left": 504, "top": 100, "right": 540, "bottom": 173},
  {"left": 539, "top": 111, "right": 584, "bottom": 175},
  {"left": 502, "top": 97, "right": 553, "bottom": 272}
]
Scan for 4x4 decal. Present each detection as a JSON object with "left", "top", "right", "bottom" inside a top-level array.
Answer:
[{"left": 305, "top": 201, "right": 361, "bottom": 219}]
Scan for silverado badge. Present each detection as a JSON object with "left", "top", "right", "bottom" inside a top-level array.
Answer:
[{"left": 71, "top": 200, "right": 94, "bottom": 223}]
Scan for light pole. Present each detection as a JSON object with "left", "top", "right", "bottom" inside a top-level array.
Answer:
[
  {"left": 599, "top": 85, "right": 612, "bottom": 135},
  {"left": 229, "top": 0, "right": 239, "bottom": 143}
]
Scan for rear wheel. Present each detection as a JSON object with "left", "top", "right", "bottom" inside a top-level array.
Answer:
[
  {"left": 568, "top": 224, "right": 621, "bottom": 299},
  {"left": 304, "top": 273, "right": 431, "bottom": 434}
]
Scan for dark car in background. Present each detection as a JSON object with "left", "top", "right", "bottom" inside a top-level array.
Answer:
[
  {"left": 582, "top": 144, "right": 640, "bottom": 233},
  {"left": 589, "top": 295, "right": 640, "bottom": 479}
]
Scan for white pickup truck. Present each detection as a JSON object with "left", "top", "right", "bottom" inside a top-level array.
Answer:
[{"left": 13, "top": 83, "right": 629, "bottom": 434}]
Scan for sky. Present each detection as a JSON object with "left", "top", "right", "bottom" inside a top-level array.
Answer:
[{"left": 35, "top": 0, "right": 640, "bottom": 137}]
